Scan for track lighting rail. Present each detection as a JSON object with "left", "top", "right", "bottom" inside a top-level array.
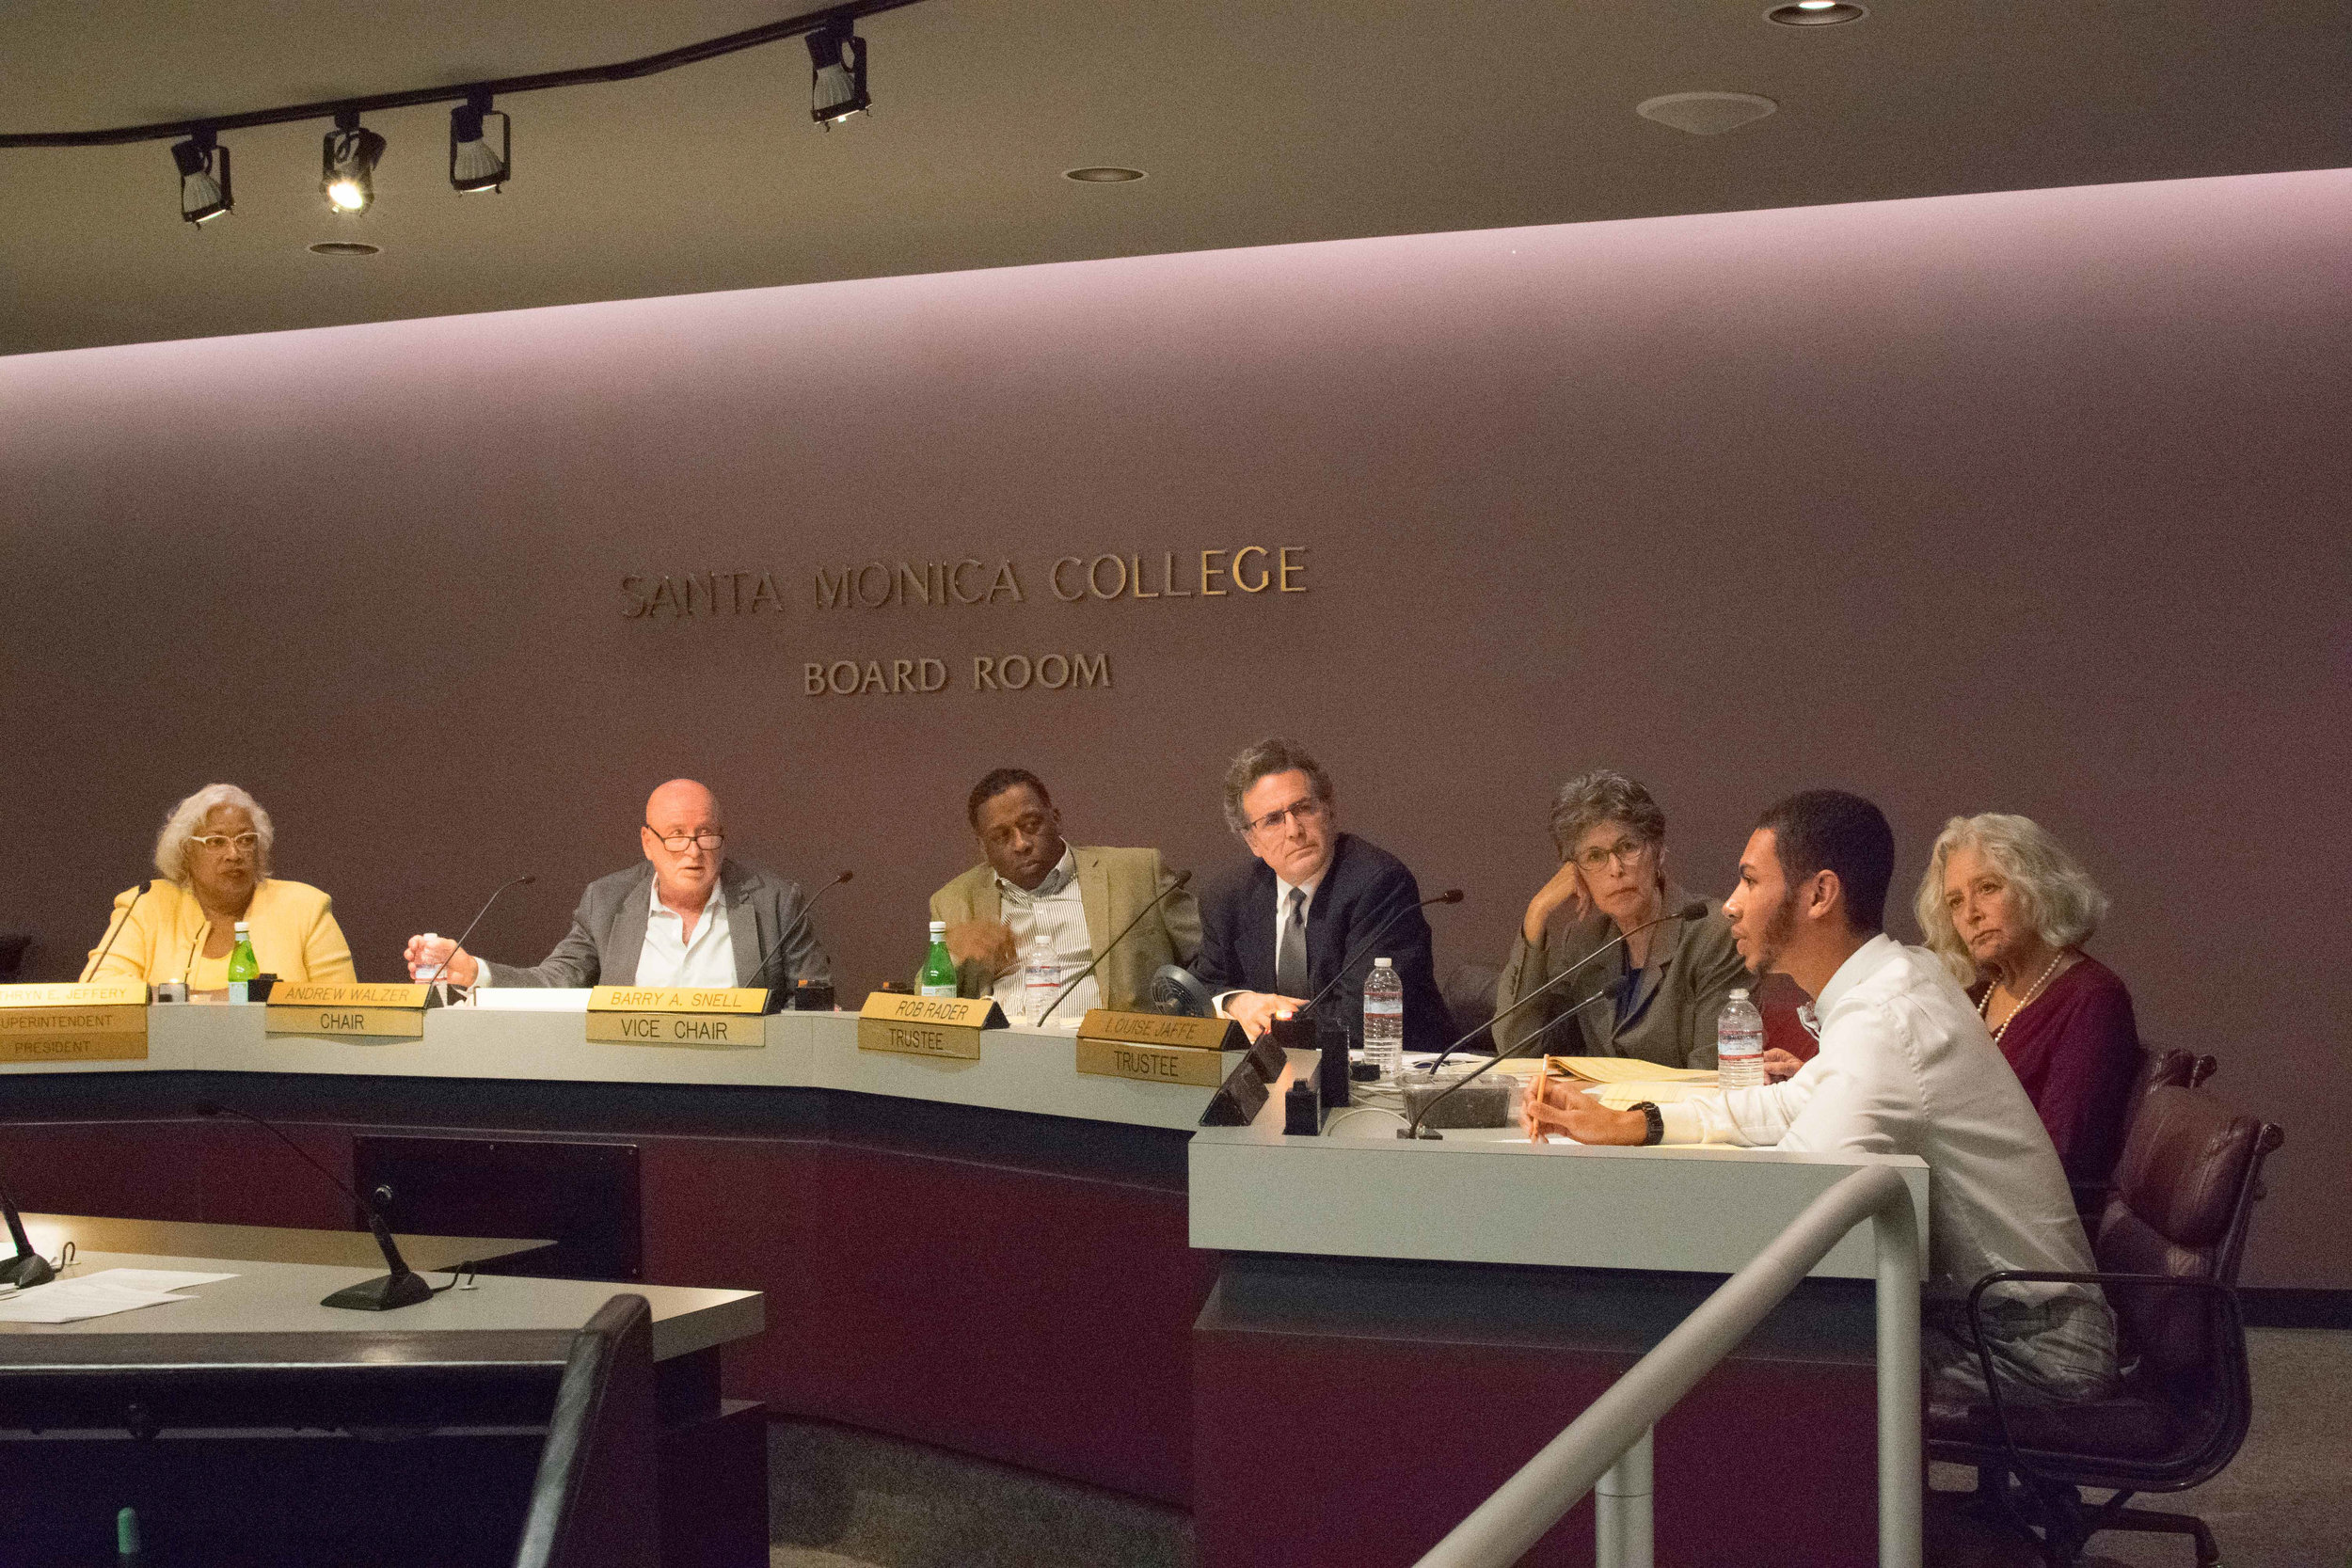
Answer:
[{"left": 0, "top": 0, "right": 926, "bottom": 149}]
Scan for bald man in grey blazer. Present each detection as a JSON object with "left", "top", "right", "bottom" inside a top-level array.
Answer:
[{"left": 404, "top": 779, "right": 831, "bottom": 990}]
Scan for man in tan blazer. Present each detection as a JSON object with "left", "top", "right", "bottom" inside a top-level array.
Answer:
[{"left": 930, "top": 768, "right": 1201, "bottom": 1020}]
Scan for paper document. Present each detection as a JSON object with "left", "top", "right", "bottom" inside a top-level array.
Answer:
[
  {"left": 1547, "top": 1056, "right": 1718, "bottom": 1085},
  {"left": 0, "top": 1275, "right": 203, "bottom": 1324},
  {"left": 79, "top": 1268, "right": 240, "bottom": 1291}
]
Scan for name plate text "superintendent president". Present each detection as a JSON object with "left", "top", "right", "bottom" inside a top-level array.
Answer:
[
  {"left": 584, "top": 986, "right": 771, "bottom": 1048},
  {"left": 857, "top": 993, "right": 1008, "bottom": 1061},
  {"left": 266, "top": 982, "right": 431, "bottom": 1039},
  {"left": 0, "top": 980, "right": 148, "bottom": 1064}
]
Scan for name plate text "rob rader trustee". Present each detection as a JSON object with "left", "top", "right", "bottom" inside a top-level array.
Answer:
[{"left": 857, "top": 993, "right": 1007, "bottom": 1060}]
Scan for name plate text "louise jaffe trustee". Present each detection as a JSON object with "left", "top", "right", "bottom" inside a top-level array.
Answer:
[
  {"left": 585, "top": 985, "right": 771, "bottom": 1048},
  {"left": 264, "top": 982, "right": 431, "bottom": 1039},
  {"left": 0, "top": 981, "right": 149, "bottom": 1065},
  {"left": 857, "top": 993, "right": 1007, "bottom": 1060},
  {"left": 1073, "top": 1009, "right": 1248, "bottom": 1087}
]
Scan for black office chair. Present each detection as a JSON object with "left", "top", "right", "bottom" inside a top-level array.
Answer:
[
  {"left": 515, "top": 1293, "right": 660, "bottom": 1568},
  {"left": 1930, "top": 1085, "right": 2284, "bottom": 1567}
]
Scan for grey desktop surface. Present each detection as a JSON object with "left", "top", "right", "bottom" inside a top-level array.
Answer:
[
  {"left": 24, "top": 1212, "right": 550, "bottom": 1273},
  {"left": 1, "top": 1249, "right": 763, "bottom": 1363}
]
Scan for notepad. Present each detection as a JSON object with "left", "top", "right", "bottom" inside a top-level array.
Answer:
[{"left": 1545, "top": 1056, "right": 1718, "bottom": 1085}]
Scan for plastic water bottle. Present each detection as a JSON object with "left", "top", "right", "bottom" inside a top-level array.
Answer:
[
  {"left": 1362, "top": 958, "right": 1405, "bottom": 1080},
  {"left": 1023, "top": 929, "right": 1060, "bottom": 1025},
  {"left": 1717, "top": 988, "right": 1766, "bottom": 1088}
]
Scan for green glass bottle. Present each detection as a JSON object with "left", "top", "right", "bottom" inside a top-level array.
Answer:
[
  {"left": 225, "top": 920, "right": 261, "bottom": 1003},
  {"left": 918, "top": 919, "right": 959, "bottom": 998}
]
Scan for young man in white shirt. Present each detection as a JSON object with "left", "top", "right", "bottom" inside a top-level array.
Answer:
[{"left": 1526, "top": 789, "right": 2116, "bottom": 1405}]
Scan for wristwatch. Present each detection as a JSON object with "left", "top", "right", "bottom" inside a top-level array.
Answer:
[{"left": 1629, "top": 1101, "right": 1664, "bottom": 1147}]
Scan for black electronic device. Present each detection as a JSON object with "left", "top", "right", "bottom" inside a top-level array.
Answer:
[
  {"left": 195, "top": 1102, "right": 434, "bottom": 1310},
  {"left": 1149, "top": 962, "right": 1215, "bottom": 1018},
  {"left": 1199, "top": 1053, "right": 1272, "bottom": 1127}
]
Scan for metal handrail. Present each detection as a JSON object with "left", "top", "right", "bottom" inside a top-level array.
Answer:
[{"left": 1411, "top": 1164, "right": 1923, "bottom": 1568}]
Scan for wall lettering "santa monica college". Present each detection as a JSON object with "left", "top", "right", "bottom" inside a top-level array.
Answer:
[{"left": 620, "top": 545, "right": 1306, "bottom": 698}]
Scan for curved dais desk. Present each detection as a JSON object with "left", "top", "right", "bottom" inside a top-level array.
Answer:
[{"left": 7, "top": 1006, "right": 1924, "bottom": 1567}]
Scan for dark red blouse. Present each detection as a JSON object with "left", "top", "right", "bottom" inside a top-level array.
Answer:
[{"left": 1973, "top": 955, "right": 2142, "bottom": 1188}]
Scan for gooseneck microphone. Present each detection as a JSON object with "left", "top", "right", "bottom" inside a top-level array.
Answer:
[
  {"left": 1399, "top": 990, "right": 1611, "bottom": 1141},
  {"left": 195, "top": 1102, "right": 433, "bottom": 1311},
  {"left": 1294, "top": 889, "right": 1465, "bottom": 1018},
  {"left": 1, "top": 1175, "right": 56, "bottom": 1291},
  {"left": 1036, "top": 870, "right": 1195, "bottom": 1026},
  {"left": 1399, "top": 901, "right": 1711, "bottom": 1140},
  {"left": 750, "top": 870, "right": 853, "bottom": 990},
  {"left": 1425, "top": 900, "right": 1712, "bottom": 1072},
  {"left": 79, "top": 879, "right": 154, "bottom": 984},
  {"left": 421, "top": 874, "right": 537, "bottom": 986}
]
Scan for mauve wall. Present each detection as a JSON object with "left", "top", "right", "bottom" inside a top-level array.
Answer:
[{"left": 4, "top": 169, "right": 2346, "bottom": 1286}]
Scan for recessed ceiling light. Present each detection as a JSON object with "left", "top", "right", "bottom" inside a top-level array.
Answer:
[
  {"left": 308, "top": 241, "right": 381, "bottom": 257},
  {"left": 1064, "top": 166, "right": 1145, "bottom": 183},
  {"left": 1766, "top": 2, "right": 1867, "bottom": 24}
]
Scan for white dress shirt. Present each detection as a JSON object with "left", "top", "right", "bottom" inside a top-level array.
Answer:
[
  {"left": 467, "top": 879, "right": 735, "bottom": 990},
  {"left": 637, "top": 879, "right": 737, "bottom": 988},
  {"left": 1658, "top": 933, "right": 2095, "bottom": 1305},
  {"left": 993, "top": 847, "right": 1099, "bottom": 1026}
]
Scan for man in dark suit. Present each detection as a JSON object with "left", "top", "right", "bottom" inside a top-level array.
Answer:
[{"left": 1192, "top": 738, "right": 1450, "bottom": 1045}]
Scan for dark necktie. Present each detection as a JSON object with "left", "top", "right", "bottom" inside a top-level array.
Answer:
[{"left": 1277, "top": 886, "right": 1308, "bottom": 998}]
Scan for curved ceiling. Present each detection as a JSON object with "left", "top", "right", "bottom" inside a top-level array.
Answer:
[{"left": 1, "top": 0, "right": 2342, "bottom": 357}]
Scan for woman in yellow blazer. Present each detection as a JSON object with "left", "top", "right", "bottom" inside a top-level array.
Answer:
[{"left": 82, "top": 784, "right": 357, "bottom": 989}]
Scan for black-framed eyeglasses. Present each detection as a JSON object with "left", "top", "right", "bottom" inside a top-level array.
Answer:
[
  {"left": 1246, "top": 797, "right": 1328, "bottom": 837},
  {"left": 647, "top": 827, "right": 724, "bottom": 851}
]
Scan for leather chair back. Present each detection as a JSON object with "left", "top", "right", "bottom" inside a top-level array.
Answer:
[{"left": 2094, "top": 1086, "right": 2279, "bottom": 1381}]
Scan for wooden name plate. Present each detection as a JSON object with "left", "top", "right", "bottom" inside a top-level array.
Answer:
[
  {"left": 584, "top": 986, "right": 771, "bottom": 1048},
  {"left": 265, "top": 982, "right": 431, "bottom": 1040},
  {"left": 584, "top": 1011, "right": 763, "bottom": 1048},
  {"left": 1075, "top": 1009, "right": 1245, "bottom": 1053},
  {"left": 1074, "top": 1010, "right": 1247, "bottom": 1087},
  {"left": 0, "top": 982, "right": 149, "bottom": 1065},
  {"left": 586, "top": 986, "right": 770, "bottom": 1014},
  {"left": 857, "top": 992, "right": 1007, "bottom": 1061},
  {"left": 1074, "top": 1036, "right": 1243, "bottom": 1087}
]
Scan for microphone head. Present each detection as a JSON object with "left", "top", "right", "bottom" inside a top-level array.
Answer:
[
  {"left": 834, "top": 870, "right": 854, "bottom": 885},
  {"left": 517, "top": 875, "right": 537, "bottom": 885},
  {"left": 1171, "top": 869, "right": 1195, "bottom": 888},
  {"left": 1437, "top": 889, "right": 1465, "bottom": 905},
  {"left": 1677, "top": 900, "right": 1710, "bottom": 920}
]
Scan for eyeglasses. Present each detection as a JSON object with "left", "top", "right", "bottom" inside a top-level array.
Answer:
[
  {"left": 647, "top": 828, "right": 724, "bottom": 852},
  {"left": 187, "top": 832, "right": 261, "bottom": 852},
  {"left": 1574, "top": 837, "right": 1651, "bottom": 873},
  {"left": 1245, "top": 797, "right": 1328, "bottom": 837}
]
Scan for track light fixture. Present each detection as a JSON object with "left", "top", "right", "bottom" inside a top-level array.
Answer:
[
  {"left": 322, "top": 111, "right": 386, "bottom": 214},
  {"left": 807, "top": 22, "right": 870, "bottom": 127},
  {"left": 449, "top": 95, "right": 512, "bottom": 192},
  {"left": 170, "top": 129, "right": 232, "bottom": 224}
]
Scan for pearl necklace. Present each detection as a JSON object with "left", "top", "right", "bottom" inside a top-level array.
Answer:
[{"left": 1981, "top": 951, "right": 2066, "bottom": 1045}]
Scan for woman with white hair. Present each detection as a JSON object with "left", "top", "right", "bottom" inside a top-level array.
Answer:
[
  {"left": 82, "top": 784, "right": 356, "bottom": 989},
  {"left": 1917, "top": 812, "right": 2140, "bottom": 1188}
]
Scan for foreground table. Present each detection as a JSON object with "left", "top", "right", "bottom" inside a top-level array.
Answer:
[{"left": 0, "top": 1244, "right": 765, "bottom": 1568}]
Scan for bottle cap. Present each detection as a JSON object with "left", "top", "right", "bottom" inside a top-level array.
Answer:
[
  {"left": 1730, "top": 987, "right": 1749, "bottom": 999},
  {"left": 233, "top": 921, "right": 250, "bottom": 935},
  {"left": 928, "top": 920, "right": 946, "bottom": 935},
  {"left": 1373, "top": 957, "right": 1393, "bottom": 968}
]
